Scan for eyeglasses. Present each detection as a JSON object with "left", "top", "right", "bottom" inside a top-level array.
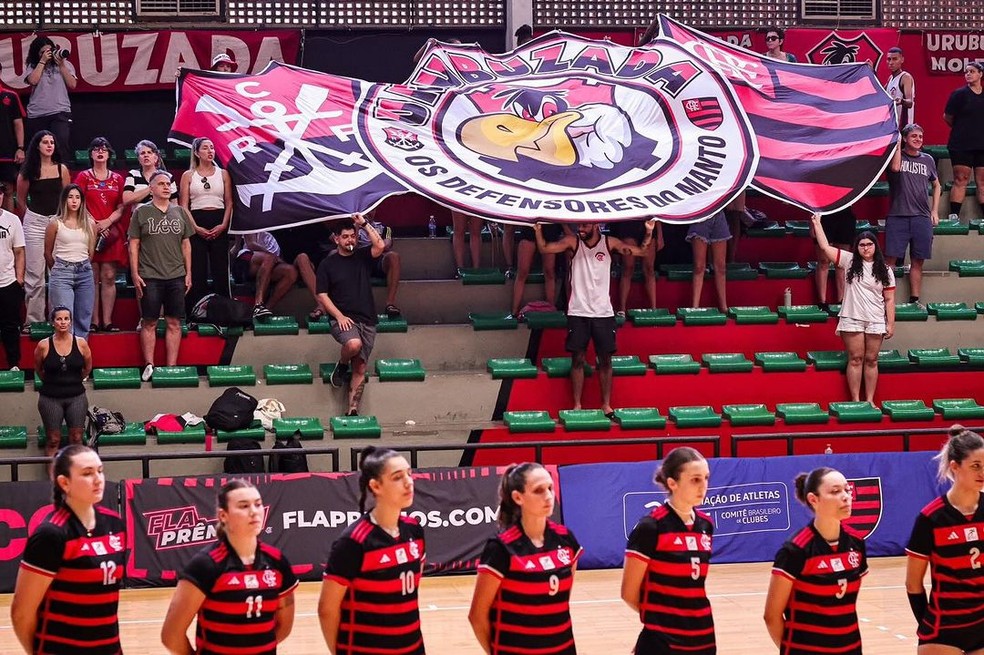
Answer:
[
  {"left": 857, "top": 242, "right": 876, "bottom": 248},
  {"left": 201, "top": 177, "right": 211, "bottom": 191},
  {"left": 766, "top": 36, "right": 780, "bottom": 41},
  {"left": 91, "top": 146, "right": 109, "bottom": 153}
]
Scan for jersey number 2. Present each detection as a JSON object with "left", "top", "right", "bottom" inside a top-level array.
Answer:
[{"left": 971, "top": 547, "right": 982, "bottom": 570}]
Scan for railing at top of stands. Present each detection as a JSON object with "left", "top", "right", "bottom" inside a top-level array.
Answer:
[{"left": 731, "top": 426, "right": 984, "bottom": 457}]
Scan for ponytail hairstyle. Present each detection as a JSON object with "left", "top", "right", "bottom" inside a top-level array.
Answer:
[
  {"left": 51, "top": 445, "right": 96, "bottom": 507},
  {"left": 654, "top": 446, "right": 706, "bottom": 491},
  {"left": 358, "top": 446, "right": 401, "bottom": 513},
  {"left": 793, "top": 467, "right": 837, "bottom": 511},
  {"left": 190, "top": 136, "right": 213, "bottom": 170},
  {"left": 216, "top": 478, "right": 257, "bottom": 540},
  {"left": 497, "top": 462, "right": 545, "bottom": 528},
  {"left": 935, "top": 424, "right": 984, "bottom": 482}
]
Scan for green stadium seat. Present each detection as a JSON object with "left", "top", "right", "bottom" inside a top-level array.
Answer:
[
  {"left": 648, "top": 354, "right": 701, "bottom": 375},
  {"left": 0, "top": 425, "right": 27, "bottom": 448},
  {"left": 829, "top": 401, "right": 883, "bottom": 423},
  {"left": 151, "top": 366, "right": 200, "bottom": 388},
  {"left": 894, "top": 302, "right": 929, "bottom": 321},
  {"left": 95, "top": 422, "right": 147, "bottom": 446},
  {"left": 376, "top": 315, "right": 408, "bottom": 333},
  {"left": 264, "top": 363, "right": 314, "bottom": 385},
  {"left": 660, "top": 263, "right": 703, "bottom": 281},
  {"left": 375, "top": 359, "right": 425, "bottom": 381},
  {"left": 487, "top": 358, "right": 538, "bottom": 379},
  {"left": 215, "top": 420, "right": 266, "bottom": 442},
  {"left": 958, "top": 348, "right": 984, "bottom": 365},
  {"left": 470, "top": 313, "right": 519, "bottom": 331},
  {"left": 253, "top": 316, "right": 299, "bottom": 336},
  {"left": 933, "top": 217, "right": 970, "bottom": 235},
  {"left": 933, "top": 398, "right": 984, "bottom": 420},
  {"left": 668, "top": 406, "right": 722, "bottom": 428},
  {"left": 676, "top": 307, "right": 727, "bottom": 326},
  {"left": 784, "top": 220, "right": 811, "bottom": 237},
  {"left": 307, "top": 317, "right": 332, "bottom": 334},
  {"left": 541, "top": 357, "right": 592, "bottom": 378},
  {"left": 908, "top": 348, "right": 961, "bottom": 368},
  {"left": 826, "top": 303, "right": 841, "bottom": 316},
  {"left": 949, "top": 260, "right": 984, "bottom": 277},
  {"left": 923, "top": 145, "right": 949, "bottom": 161},
  {"left": 195, "top": 324, "right": 243, "bottom": 337},
  {"left": 74, "top": 149, "right": 89, "bottom": 164},
  {"left": 156, "top": 318, "right": 188, "bottom": 337},
  {"left": 701, "top": 352, "right": 753, "bottom": 373},
  {"left": 29, "top": 322, "right": 54, "bottom": 340},
  {"left": 155, "top": 424, "right": 207, "bottom": 444},
  {"left": 755, "top": 351, "right": 807, "bottom": 372},
  {"left": 807, "top": 350, "right": 848, "bottom": 371},
  {"left": 171, "top": 147, "right": 191, "bottom": 163},
  {"left": 0, "top": 370, "right": 25, "bottom": 392},
  {"left": 778, "top": 305, "right": 829, "bottom": 323},
  {"left": 728, "top": 306, "right": 778, "bottom": 324},
  {"left": 330, "top": 415, "right": 381, "bottom": 439},
  {"left": 273, "top": 417, "right": 324, "bottom": 440},
  {"left": 777, "top": 402, "right": 830, "bottom": 425},
  {"left": 759, "top": 262, "right": 810, "bottom": 279},
  {"left": 123, "top": 148, "right": 138, "bottom": 162},
  {"left": 92, "top": 367, "right": 142, "bottom": 390},
  {"left": 628, "top": 308, "right": 677, "bottom": 326},
  {"left": 503, "top": 410, "right": 556, "bottom": 433},
  {"left": 610, "top": 355, "right": 648, "bottom": 376},
  {"left": 746, "top": 221, "right": 785, "bottom": 237},
  {"left": 612, "top": 408, "right": 667, "bottom": 430},
  {"left": 878, "top": 349, "right": 911, "bottom": 371},
  {"left": 207, "top": 365, "right": 257, "bottom": 386},
  {"left": 882, "top": 400, "right": 936, "bottom": 422},
  {"left": 927, "top": 302, "right": 978, "bottom": 320},
  {"left": 558, "top": 409, "right": 612, "bottom": 431},
  {"left": 725, "top": 263, "right": 759, "bottom": 281},
  {"left": 459, "top": 268, "right": 506, "bottom": 285},
  {"left": 524, "top": 311, "right": 568, "bottom": 329},
  {"left": 865, "top": 182, "right": 890, "bottom": 197},
  {"left": 723, "top": 404, "right": 776, "bottom": 426},
  {"left": 855, "top": 219, "right": 881, "bottom": 232},
  {"left": 977, "top": 302, "right": 984, "bottom": 314}
]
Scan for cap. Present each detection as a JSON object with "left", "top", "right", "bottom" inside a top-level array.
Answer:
[{"left": 210, "top": 53, "right": 238, "bottom": 71}]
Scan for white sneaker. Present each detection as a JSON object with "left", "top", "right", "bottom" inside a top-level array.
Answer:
[
  {"left": 948, "top": 213, "right": 959, "bottom": 222},
  {"left": 9, "top": 365, "right": 19, "bottom": 372},
  {"left": 141, "top": 363, "right": 154, "bottom": 382}
]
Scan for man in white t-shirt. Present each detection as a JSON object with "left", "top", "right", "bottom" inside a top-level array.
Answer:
[{"left": 0, "top": 182, "right": 26, "bottom": 370}]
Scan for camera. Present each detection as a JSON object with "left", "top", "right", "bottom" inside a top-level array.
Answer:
[{"left": 56, "top": 48, "right": 70, "bottom": 59}]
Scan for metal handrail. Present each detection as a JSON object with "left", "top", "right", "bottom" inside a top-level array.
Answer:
[{"left": 731, "top": 425, "right": 984, "bottom": 457}]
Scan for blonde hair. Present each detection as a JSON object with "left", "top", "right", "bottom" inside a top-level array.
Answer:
[{"left": 54, "top": 184, "right": 95, "bottom": 252}]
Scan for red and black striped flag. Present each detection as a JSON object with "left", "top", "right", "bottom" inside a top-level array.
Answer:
[{"left": 659, "top": 15, "right": 898, "bottom": 214}]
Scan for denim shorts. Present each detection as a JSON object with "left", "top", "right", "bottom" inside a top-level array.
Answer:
[
  {"left": 884, "top": 215, "right": 933, "bottom": 261},
  {"left": 686, "top": 211, "right": 732, "bottom": 244},
  {"left": 140, "top": 276, "right": 186, "bottom": 320}
]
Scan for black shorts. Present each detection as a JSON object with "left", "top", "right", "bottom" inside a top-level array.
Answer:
[
  {"left": 565, "top": 315, "right": 617, "bottom": 355},
  {"left": 607, "top": 221, "right": 646, "bottom": 242},
  {"left": 948, "top": 149, "right": 984, "bottom": 168},
  {"left": 919, "top": 626, "right": 984, "bottom": 651},
  {"left": 0, "top": 162, "right": 18, "bottom": 184},
  {"left": 820, "top": 207, "right": 857, "bottom": 246},
  {"left": 140, "top": 276, "right": 186, "bottom": 320},
  {"left": 518, "top": 224, "right": 563, "bottom": 242},
  {"left": 633, "top": 629, "right": 677, "bottom": 655}
]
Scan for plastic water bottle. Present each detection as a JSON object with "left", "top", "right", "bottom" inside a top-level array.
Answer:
[
  {"left": 783, "top": 287, "right": 792, "bottom": 308},
  {"left": 427, "top": 215, "right": 437, "bottom": 238},
  {"left": 824, "top": 443, "right": 833, "bottom": 455}
]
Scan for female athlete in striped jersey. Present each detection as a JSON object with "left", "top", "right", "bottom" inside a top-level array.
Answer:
[
  {"left": 764, "top": 467, "right": 868, "bottom": 655},
  {"left": 905, "top": 425, "right": 984, "bottom": 654},
  {"left": 621, "top": 447, "right": 715, "bottom": 655},
  {"left": 469, "top": 462, "right": 582, "bottom": 655},
  {"left": 319, "top": 446, "right": 426, "bottom": 655},
  {"left": 161, "top": 479, "right": 298, "bottom": 655},
  {"left": 11, "top": 445, "right": 127, "bottom": 655}
]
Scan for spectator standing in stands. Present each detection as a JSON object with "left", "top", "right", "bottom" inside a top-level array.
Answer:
[
  {"left": 885, "top": 47, "right": 915, "bottom": 132},
  {"left": 764, "top": 467, "right": 868, "bottom": 655},
  {"left": 319, "top": 447, "right": 425, "bottom": 655},
  {"left": 23, "top": 36, "right": 76, "bottom": 160},
  {"left": 239, "top": 231, "right": 297, "bottom": 317},
  {"left": 33, "top": 307, "right": 92, "bottom": 458},
  {"left": 515, "top": 24, "right": 534, "bottom": 47},
  {"left": 813, "top": 206, "right": 857, "bottom": 308},
  {"left": 905, "top": 425, "right": 984, "bottom": 654},
  {"left": 609, "top": 220, "right": 663, "bottom": 317},
  {"left": 180, "top": 136, "right": 233, "bottom": 311},
  {"left": 0, "top": 65, "right": 26, "bottom": 213},
  {"left": 943, "top": 62, "right": 984, "bottom": 221},
  {"left": 16, "top": 129, "right": 71, "bottom": 326},
  {"left": 885, "top": 125, "right": 940, "bottom": 305},
  {"left": 76, "top": 137, "right": 125, "bottom": 332},
  {"left": 358, "top": 212, "right": 402, "bottom": 318},
  {"left": 44, "top": 184, "right": 96, "bottom": 338},
  {"left": 812, "top": 214, "right": 895, "bottom": 405},
  {"left": 129, "top": 171, "right": 195, "bottom": 382},
  {"left": 123, "top": 140, "right": 176, "bottom": 208},
  {"left": 764, "top": 27, "right": 797, "bottom": 62},
  {"left": 687, "top": 211, "right": 730, "bottom": 313},
  {"left": 0, "top": 182, "right": 25, "bottom": 370},
  {"left": 161, "top": 479, "right": 298, "bottom": 655},
  {"left": 509, "top": 224, "right": 560, "bottom": 320},
  {"left": 469, "top": 462, "right": 581, "bottom": 655},
  {"left": 210, "top": 52, "right": 238, "bottom": 73},
  {"left": 11, "top": 445, "right": 126, "bottom": 654},
  {"left": 316, "top": 215, "right": 386, "bottom": 416},
  {"left": 622, "top": 448, "right": 715, "bottom": 655},
  {"left": 451, "top": 209, "right": 487, "bottom": 277},
  {"left": 535, "top": 220, "right": 655, "bottom": 417}
]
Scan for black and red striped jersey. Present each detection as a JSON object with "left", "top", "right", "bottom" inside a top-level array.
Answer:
[
  {"left": 625, "top": 504, "right": 715, "bottom": 655},
  {"left": 905, "top": 492, "right": 984, "bottom": 641},
  {"left": 772, "top": 523, "right": 868, "bottom": 655},
  {"left": 478, "top": 520, "right": 582, "bottom": 655},
  {"left": 20, "top": 505, "right": 127, "bottom": 655},
  {"left": 181, "top": 537, "right": 299, "bottom": 655},
  {"left": 324, "top": 514, "right": 426, "bottom": 655}
]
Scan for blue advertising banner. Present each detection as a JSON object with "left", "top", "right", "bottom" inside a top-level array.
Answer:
[{"left": 559, "top": 451, "right": 945, "bottom": 569}]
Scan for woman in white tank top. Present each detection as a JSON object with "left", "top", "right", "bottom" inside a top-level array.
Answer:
[{"left": 44, "top": 184, "right": 97, "bottom": 338}]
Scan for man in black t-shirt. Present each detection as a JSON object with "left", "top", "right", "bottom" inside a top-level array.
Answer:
[
  {"left": 0, "top": 62, "right": 26, "bottom": 213},
  {"left": 315, "top": 215, "right": 386, "bottom": 415}
]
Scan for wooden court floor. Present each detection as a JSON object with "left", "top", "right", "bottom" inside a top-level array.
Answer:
[{"left": 0, "top": 556, "right": 919, "bottom": 654}]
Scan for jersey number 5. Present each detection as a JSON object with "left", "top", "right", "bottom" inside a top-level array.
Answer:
[{"left": 690, "top": 557, "right": 701, "bottom": 581}]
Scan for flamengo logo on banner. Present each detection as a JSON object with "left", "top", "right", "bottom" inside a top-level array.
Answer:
[{"left": 144, "top": 505, "right": 218, "bottom": 550}]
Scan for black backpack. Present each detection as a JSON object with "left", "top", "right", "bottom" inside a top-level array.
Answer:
[
  {"left": 224, "top": 438, "right": 265, "bottom": 474},
  {"left": 191, "top": 293, "right": 254, "bottom": 327},
  {"left": 205, "top": 387, "right": 258, "bottom": 432},
  {"left": 269, "top": 431, "right": 309, "bottom": 473}
]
